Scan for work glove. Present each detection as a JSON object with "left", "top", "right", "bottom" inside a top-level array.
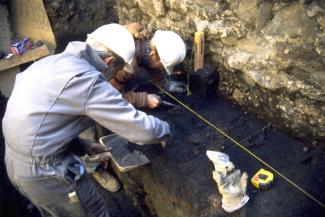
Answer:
[
  {"left": 164, "top": 80, "right": 186, "bottom": 93},
  {"left": 206, "top": 151, "right": 235, "bottom": 177},
  {"left": 213, "top": 170, "right": 249, "bottom": 213},
  {"left": 87, "top": 142, "right": 112, "bottom": 162}
]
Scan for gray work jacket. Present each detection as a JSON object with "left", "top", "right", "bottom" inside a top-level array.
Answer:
[{"left": 3, "top": 42, "right": 170, "bottom": 178}]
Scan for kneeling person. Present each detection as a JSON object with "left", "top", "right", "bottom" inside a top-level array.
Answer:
[{"left": 3, "top": 23, "right": 170, "bottom": 217}]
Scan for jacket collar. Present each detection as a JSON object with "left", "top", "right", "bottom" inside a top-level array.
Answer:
[{"left": 63, "top": 41, "right": 108, "bottom": 72}]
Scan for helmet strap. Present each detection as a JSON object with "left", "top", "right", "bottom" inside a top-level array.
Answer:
[{"left": 142, "top": 40, "right": 151, "bottom": 67}]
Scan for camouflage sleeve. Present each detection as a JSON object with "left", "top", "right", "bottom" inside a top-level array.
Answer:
[
  {"left": 108, "top": 69, "right": 136, "bottom": 91},
  {"left": 123, "top": 91, "right": 148, "bottom": 108},
  {"left": 147, "top": 68, "right": 168, "bottom": 89}
]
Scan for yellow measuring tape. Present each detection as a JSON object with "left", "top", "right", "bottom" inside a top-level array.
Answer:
[{"left": 155, "top": 84, "right": 325, "bottom": 209}]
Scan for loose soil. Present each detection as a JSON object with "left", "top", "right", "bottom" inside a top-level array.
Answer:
[
  {"left": 1, "top": 88, "right": 324, "bottom": 217},
  {"left": 114, "top": 89, "right": 325, "bottom": 217}
]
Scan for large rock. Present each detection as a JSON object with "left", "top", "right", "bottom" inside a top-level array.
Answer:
[{"left": 114, "top": 0, "right": 325, "bottom": 143}]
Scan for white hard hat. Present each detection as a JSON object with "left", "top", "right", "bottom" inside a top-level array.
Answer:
[
  {"left": 152, "top": 30, "right": 186, "bottom": 75},
  {"left": 87, "top": 23, "right": 135, "bottom": 71}
]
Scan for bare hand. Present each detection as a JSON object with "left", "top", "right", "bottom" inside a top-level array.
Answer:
[
  {"left": 147, "top": 94, "right": 161, "bottom": 109},
  {"left": 87, "top": 142, "right": 110, "bottom": 156}
]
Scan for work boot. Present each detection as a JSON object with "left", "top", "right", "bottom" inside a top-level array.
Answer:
[{"left": 93, "top": 170, "right": 121, "bottom": 192}]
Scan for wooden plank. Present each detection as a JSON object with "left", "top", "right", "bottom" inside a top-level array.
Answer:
[
  {"left": 0, "top": 44, "right": 49, "bottom": 71},
  {"left": 194, "top": 31, "right": 205, "bottom": 72},
  {"left": 11, "top": 0, "right": 56, "bottom": 54}
]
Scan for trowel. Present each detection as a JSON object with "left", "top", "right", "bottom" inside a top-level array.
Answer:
[
  {"left": 90, "top": 134, "right": 150, "bottom": 172},
  {"left": 158, "top": 98, "right": 182, "bottom": 111}
]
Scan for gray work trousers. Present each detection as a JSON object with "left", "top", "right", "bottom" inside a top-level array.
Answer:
[{"left": 5, "top": 150, "right": 110, "bottom": 217}]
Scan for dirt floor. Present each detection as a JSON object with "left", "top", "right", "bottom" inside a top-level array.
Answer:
[
  {"left": 109, "top": 89, "right": 325, "bottom": 217},
  {"left": 1, "top": 86, "right": 325, "bottom": 217}
]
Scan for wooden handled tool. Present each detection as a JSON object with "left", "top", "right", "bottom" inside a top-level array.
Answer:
[{"left": 194, "top": 31, "right": 204, "bottom": 72}]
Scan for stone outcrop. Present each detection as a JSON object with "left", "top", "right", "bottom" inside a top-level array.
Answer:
[
  {"left": 115, "top": 0, "right": 325, "bottom": 144},
  {"left": 44, "top": 0, "right": 325, "bottom": 144}
]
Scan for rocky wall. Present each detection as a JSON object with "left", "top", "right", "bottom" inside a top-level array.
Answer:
[
  {"left": 44, "top": 0, "right": 119, "bottom": 51},
  {"left": 43, "top": 0, "right": 324, "bottom": 143},
  {"left": 115, "top": 0, "right": 325, "bottom": 144}
]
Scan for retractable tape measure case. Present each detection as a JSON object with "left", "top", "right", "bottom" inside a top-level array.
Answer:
[{"left": 251, "top": 169, "right": 274, "bottom": 190}]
